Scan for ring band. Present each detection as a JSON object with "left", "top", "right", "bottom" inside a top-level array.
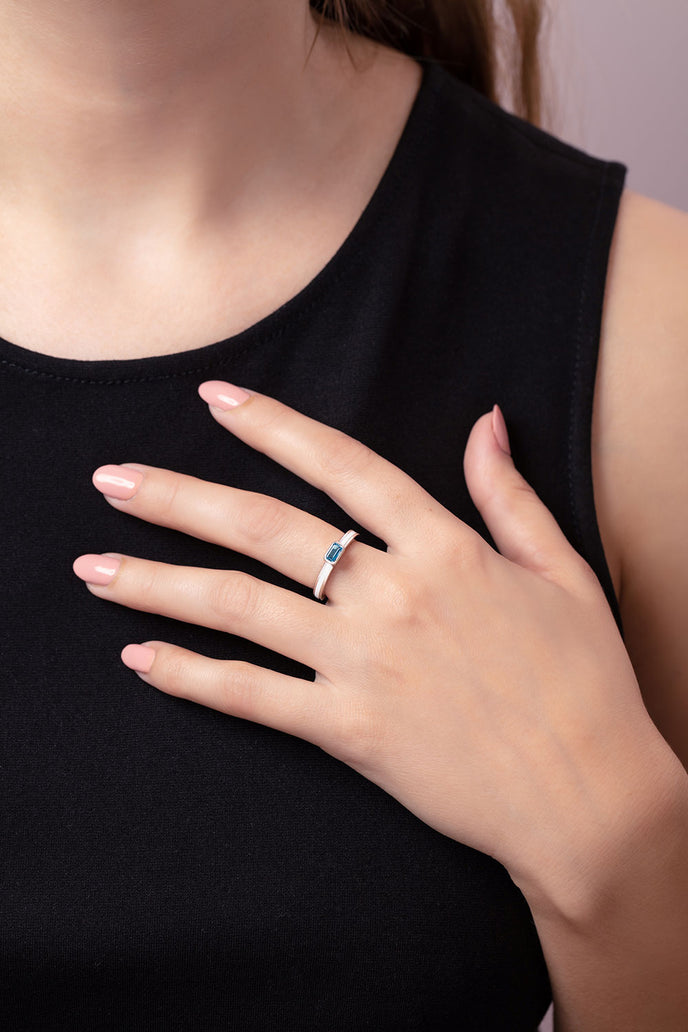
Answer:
[{"left": 313, "top": 530, "right": 359, "bottom": 602}]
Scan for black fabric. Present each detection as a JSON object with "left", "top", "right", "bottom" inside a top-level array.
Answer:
[{"left": 0, "top": 59, "right": 626, "bottom": 1030}]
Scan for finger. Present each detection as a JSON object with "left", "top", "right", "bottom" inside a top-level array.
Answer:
[
  {"left": 197, "top": 381, "right": 451, "bottom": 553},
  {"left": 72, "top": 553, "right": 335, "bottom": 671},
  {"left": 463, "top": 408, "right": 597, "bottom": 586},
  {"left": 123, "top": 641, "right": 339, "bottom": 750},
  {"left": 91, "top": 463, "right": 378, "bottom": 603}
]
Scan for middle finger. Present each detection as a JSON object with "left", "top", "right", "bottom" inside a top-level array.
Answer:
[{"left": 91, "top": 463, "right": 378, "bottom": 603}]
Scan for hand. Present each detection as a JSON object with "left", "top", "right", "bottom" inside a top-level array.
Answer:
[{"left": 73, "top": 380, "right": 671, "bottom": 910}]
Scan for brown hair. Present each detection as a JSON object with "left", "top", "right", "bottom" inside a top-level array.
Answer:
[{"left": 309, "top": 0, "right": 549, "bottom": 128}]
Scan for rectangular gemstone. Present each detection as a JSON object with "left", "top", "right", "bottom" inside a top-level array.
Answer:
[{"left": 325, "top": 542, "right": 343, "bottom": 563}]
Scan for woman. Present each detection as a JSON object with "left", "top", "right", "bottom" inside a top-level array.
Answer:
[{"left": 1, "top": 0, "right": 687, "bottom": 1028}]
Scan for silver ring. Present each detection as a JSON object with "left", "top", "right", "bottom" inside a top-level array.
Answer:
[{"left": 313, "top": 530, "right": 359, "bottom": 602}]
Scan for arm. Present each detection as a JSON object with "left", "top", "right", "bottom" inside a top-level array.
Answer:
[{"left": 535, "top": 188, "right": 688, "bottom": 1031}]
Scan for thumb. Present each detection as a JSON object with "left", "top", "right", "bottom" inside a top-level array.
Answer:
[{"left": 463, "top": 405, "right": 584, "bottom": 581}]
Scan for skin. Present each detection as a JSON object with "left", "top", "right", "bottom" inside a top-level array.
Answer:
[
  {"left": 591, "top": 189, "right": 688, "bottom": 771},
  {"left": 0, "top": 0, "right": 421, "bottom": 358},
  {"left": 3, "top": 0, "right": 688, "bottom": 1027}
]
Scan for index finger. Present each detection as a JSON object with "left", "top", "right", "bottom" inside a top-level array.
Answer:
[{"left": 197, "top": 381, "right": 449, "bottom": 551}]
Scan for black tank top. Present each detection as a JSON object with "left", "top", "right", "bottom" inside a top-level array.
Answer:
[{"left": 0, "top": 60, "right": 627, "bottom": 1030}]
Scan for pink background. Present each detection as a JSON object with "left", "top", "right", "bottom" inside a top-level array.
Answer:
[
  {"left": 532, "top": 2, "right": 687, "bottom": 1028},
  {"left": 544, "top": 0, "right": 688, "bottom": 212}
]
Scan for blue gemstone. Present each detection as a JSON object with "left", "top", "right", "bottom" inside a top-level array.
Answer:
[{"left": 325, "top": 542, "right": 343, "bottom": 563}]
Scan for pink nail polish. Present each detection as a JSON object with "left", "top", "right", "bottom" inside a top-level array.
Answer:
[
  {"left": 121, "top": 643, "right": 156, "bottom": 674},
  {"left": 198, "top": 380, "right": 251, "bottom": 410},
  {"left": 73, "top": 553, "right": 121, "bottom": 585},
  {"left": 93, "top": 464, "right": 145, "bottom": 500},
  {"left": 491, "top": 404, "right": 511, "bottom": 456}
]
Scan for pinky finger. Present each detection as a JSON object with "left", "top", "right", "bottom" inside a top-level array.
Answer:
[{"left": 121, "top": 640, "right": 332, "bottom": 747}]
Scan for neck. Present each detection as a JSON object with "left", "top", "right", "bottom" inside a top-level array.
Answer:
[{"left": 0, "top": 1, "right": 355, "bottom": 239}]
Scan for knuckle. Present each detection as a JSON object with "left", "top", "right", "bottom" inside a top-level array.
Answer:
[
  {"left": 535, "top": 546, "right": 601, "bottom": 592},
  {"left": 314, "top": 431, "right": 377, "bottom": 483},
  {"left": 486, "top": 482, "right": 531, "bottom": 527},
  {"left": 218, "top": 661, "right": 260, "bottom": 718},
  {"left": 161, "top": 648, "right": 194, "bottom": 697},
  {"left": 239, "top": 493, "right": 289, "bottom": 545},
  {"left": 378, "top": 566, "right": 440, "bottom": 632},
  {"left": 508, "top": 478, "right": 537, "bottom": 504},
  {"left": 434, "top": 525, "right": 486, "bottom": 570},
  {"left": 134, "top": 561, "right": 165, "bottom": 602},
  {"left": 251, "top": 403, "right": 284, "bottom": 435},
  {"left": 154, "top": 474, "right": 183, "bottom": 521},
  {"left": 208, "top": 573, "right": 260, "bottom": 625},
  {"left": 379, "top": 568, "right": 421, "bottom": 617},
  {"left": 333, "top": 696, "right": 383, "bottom": 768},
  {"left": 567, "top": 553, "right": 603, "bottom": 594}
]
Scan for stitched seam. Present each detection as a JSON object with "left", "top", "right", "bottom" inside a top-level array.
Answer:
[
  {"left": 0, "top": 82, "right": 437, "bottom": 387},
  {"left": 0, "top": 262, "right": 345, "bottom": 385}
]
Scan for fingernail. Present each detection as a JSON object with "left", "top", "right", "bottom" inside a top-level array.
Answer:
[
  {"left": 198, "top": 380, "right": 251, "bottom": 410},
  {"left": 73, "top": 553, "right": 121, "bottom": 585},
  {"left": 93, "top": 464, "right": 145, "bottom": 500},
  {"left": 491, "top": 404, "right": 511, "bottom": 456},
  {"left": 121, "top": 643, "right": 156, "bottom": 674}
]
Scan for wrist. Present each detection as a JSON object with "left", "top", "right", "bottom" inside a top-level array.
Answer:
[{"left": 511, "top": 731, "right": 688, "bottom": 928}]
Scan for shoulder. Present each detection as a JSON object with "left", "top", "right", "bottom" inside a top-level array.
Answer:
[
  {"left": 592, "top": 188, "right": 688, "bottom": 766},
  {"left": 593, "top": 187, "right": 688, "bottom": 588},
  {"left": 602, "top": 189, "right": 688, "bottom": 328}
]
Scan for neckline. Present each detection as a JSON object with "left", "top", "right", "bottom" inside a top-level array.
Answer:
[{"left": 0, "top": 59, "right": 441, "bottom": 385}]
